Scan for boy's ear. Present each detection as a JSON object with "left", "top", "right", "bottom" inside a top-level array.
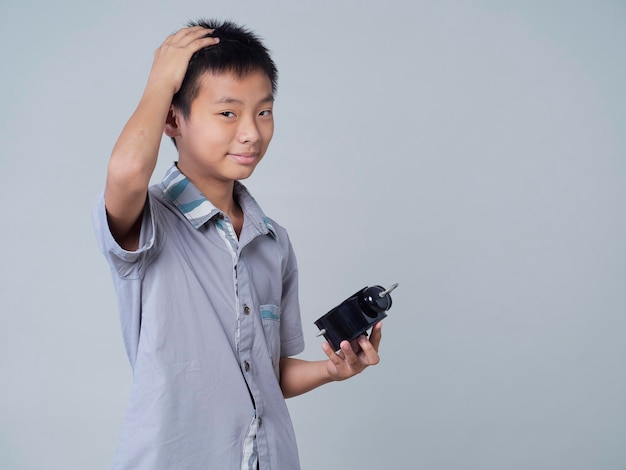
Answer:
[{"left": 164, "top": 106, "right": 181, "bottom": 138}]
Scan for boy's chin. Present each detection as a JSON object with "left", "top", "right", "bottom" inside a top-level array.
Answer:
[
  {"left": 235, "top": 163, "right": 259, "bottom": 177},
  {"left": 226, "top": 167, "right": 258, "bottom": 182}
]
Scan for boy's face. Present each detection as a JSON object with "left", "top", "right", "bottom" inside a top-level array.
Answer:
[{"left": 170, "top": 70, "right": 274, "bottom": 187}]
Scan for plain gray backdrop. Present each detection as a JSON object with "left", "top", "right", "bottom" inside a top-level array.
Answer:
[{"left": 1, "top": 1, "right": 625, "bottom": 468}]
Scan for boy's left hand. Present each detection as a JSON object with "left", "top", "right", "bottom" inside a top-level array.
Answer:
[{"left": 322, "top": 322, "right": 382, "bottom": 381}]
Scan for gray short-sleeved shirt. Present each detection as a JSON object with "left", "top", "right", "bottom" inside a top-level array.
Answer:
[{"left": 93, "top": 164, "right": 305, "bottom": 470}]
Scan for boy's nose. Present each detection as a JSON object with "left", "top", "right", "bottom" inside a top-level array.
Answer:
[{"left": 238, "top": 118, "right": 261, "bottom": 144}]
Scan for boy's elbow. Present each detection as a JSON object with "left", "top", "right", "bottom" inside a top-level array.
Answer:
[
  {"left": 107, "top": 152, "right": 152, "bottom": 193},
  {"left": 278, "top": 360, "right": 289, "bottom": 398},
  {"left": 279, "top": 378, "right": 297, "bottom": 399},
  {"left": 104, "top": 154, "right": 151, "bottom": 251}
]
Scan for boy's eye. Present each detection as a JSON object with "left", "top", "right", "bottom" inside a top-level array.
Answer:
[
  {"left": 259, "top": 110, "right": 273, "bottom": 117},
  {"left": 220, "top": 111, "right": 235, "bottom": 118}
]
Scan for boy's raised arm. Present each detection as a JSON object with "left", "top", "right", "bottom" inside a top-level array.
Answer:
[{"left": 104, "top": 27, "right": 219, "bottom": 250}]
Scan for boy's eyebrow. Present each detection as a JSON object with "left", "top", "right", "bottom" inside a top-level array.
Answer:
[{"left": 213, "top": 94, "right": 275, "bottom": 105}]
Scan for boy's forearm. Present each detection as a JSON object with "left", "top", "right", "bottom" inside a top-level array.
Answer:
[
  {"left": 279, "top": 358, "right": 334, "bottom": 399},
  {"left": 108, "top": 82, "right": 174, "bottom": 189}
]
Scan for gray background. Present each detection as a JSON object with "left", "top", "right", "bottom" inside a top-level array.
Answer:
[{"left": 1, "top": 1, "right": 625, "bottom": 468}]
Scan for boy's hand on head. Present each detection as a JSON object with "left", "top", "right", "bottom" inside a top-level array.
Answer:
[
  {"left": 322, "top": 322, "right": 383, "bottom": 381},
  {"left": 147, "top": 26, "right": 220, "bottom": 95}
]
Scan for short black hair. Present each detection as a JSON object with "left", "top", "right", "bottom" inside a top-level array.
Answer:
[{"left": 172, "top": 18, "right": 278, "bottom": 119}]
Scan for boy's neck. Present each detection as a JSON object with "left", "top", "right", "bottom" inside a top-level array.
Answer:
[
  {"left": 175, "top": 162, "right": 232, "bottom": 210},
  {"left": 175, "top": 162, "right": 245, "bottom": 237},
  {"left": 178, "top": 167, "right": 244, "bottom": 236},
  {"left": 200, "top": 179, "right": 238, "bottom": 216}
]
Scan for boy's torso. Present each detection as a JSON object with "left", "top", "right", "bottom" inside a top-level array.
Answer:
[{"left": 94, "top": 167, "right": 304, "bottom": 469}]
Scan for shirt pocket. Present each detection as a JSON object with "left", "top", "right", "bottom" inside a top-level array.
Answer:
[{"left": 260, "top": 304, "right": 281, "bottom": 378}]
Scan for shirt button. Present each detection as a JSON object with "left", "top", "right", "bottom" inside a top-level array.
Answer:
[
  {"left": 243, "top": 305, "right": 251, "bottom": 315},
  {"left": 243, "top": 361, "right": 250, "bottom": 371},
  {"left": 258, "top": 417, "right": 263, "bottom": 427}
]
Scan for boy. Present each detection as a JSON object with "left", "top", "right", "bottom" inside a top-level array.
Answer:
[{"left": 93, "top": 19, "right": 382, "bottom": 469}]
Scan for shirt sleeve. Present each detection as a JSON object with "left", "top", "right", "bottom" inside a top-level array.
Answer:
[
  {"left": 279, "top": 231, "right": 305, "bottom": 358},
  {"left": 92, "top": 190, "right": 162, "bottom": 279}
]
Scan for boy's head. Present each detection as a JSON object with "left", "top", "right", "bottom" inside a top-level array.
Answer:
[
  {"left": 172, "top": 19, "right": 278, "bottom": 120},
  {"left": 166, "top": 19, "right": 277, "bottom": 186}
]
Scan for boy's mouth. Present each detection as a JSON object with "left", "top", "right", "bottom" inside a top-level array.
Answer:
[{"left": 227, "top": 153, "right": 258, "bottom": 165}]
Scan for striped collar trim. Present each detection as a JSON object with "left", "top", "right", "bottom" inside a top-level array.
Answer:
[{"left": 159, "top": 164, "right": 277, "bottom": 238}]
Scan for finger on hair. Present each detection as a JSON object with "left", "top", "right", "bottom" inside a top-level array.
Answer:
[{"left": 173, "top": 26, "right": 214, "bottom": 44}]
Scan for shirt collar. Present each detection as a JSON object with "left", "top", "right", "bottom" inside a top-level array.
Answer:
[{"left": 159, "top": 163, "right": 277, "bottom": 238}]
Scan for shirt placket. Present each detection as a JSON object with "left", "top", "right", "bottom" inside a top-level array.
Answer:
[{"left": 214, "top": 216, "right": 261, "bottom": 470}]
